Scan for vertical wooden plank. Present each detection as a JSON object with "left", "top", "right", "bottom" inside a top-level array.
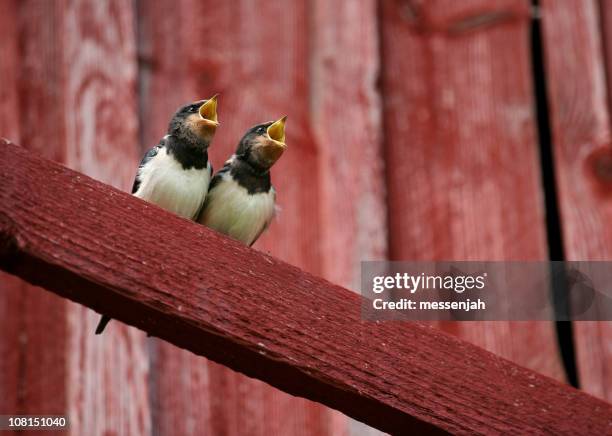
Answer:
[
  {"left": 0, "top": 1, "right": 23, "bottom": 427},
  {"left": 380, "top": 0, "right": 565, "bottom": 379},
  {"left": 601, "top": 0, "right": 612, "bottom": 89},
  {"left": 310, "top": 2, "right": 386, "bottom": 434},
  {"left": 540, "top": 0, "right": 612, "bottom": 400},
  {"left": 62, "top": 2, "right": 151, "bottom": 433},
  {"left": 3, "top": 3, "right": 72, "bottom": 428},
  {"left": 311, "top": 0, "right": 387, "bottom": 290},
  {"left": 7, "top": 1, "right": 152, "bottom": 434},
  {"left": 0, "top": 0, "right": 20, "bottom": 142},
  {"left": 138, "top": 0, "right": 379, "bottom": 434},
  {"left": 137, "top": 2, "right": 216, "bottom": 434}
]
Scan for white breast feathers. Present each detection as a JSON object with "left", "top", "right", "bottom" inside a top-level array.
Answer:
[
  {"left": 134, "top": 148, "right": 211, "bottom": 220},
  {"left": 198, "top": 172, "right": 276, "bottom": 246}
]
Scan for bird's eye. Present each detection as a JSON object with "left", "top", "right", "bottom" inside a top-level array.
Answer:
[
  {"left": 257, "top": 127, "right": 266, "bottom": 134},
  {"left": 190, "top": 106, "right": 198, "bottom": 113}
]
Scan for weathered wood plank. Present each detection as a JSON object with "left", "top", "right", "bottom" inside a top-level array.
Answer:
[
  {"left": 380, "top": 0, "right": 564, "bottom": 379},
  {"left": 137, "top": 2, "right": 215, "bottom": 434},
  {"left": 540, "top": 0, "right": 612, "bottom": 400},
  {"left": 60, "top": 1, "right": 151, "bottom": 433},
  {"left": 1, "top": 2, "right": 71, "bottom": 426},
  {"left": 0, "top": 0, "right": 20, "bottom": 142},
  {"left": 138, "top": 0, "right": 357, "bottom": 433},
  {"left": 5, "top": 1, "right": 151, "bottom": 434},
  {"left": 199, "top": 0, "right": 335, "bottom": 429},
  {"left": 310, "top": 2, "right": 386, "bottom": 433},
  {"left": 0, "top": 0, "right": 23, "bottom": 425},
  {"left": 2, "top": 142, "right": 612, "bottom": 435},
  {"left": 310, "top": 0, "right": 387, "bottom": 290}
]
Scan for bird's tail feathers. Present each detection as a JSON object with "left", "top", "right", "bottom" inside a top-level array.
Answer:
[{"left": 95, "top": 315, "right": 111, "bottom": 335}]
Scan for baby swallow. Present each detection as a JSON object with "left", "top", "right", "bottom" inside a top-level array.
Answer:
[
  {"left": 197, "top": 117, "right": 287, "bottom": 246},
  {"left": 95, "top": 96, "right": 219, "bottom": 335}
]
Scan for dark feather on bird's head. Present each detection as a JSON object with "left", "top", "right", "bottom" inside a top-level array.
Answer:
[
  {"left": 235, "top": 116, "right": 287, "bottom": 172},
  {"left": 168, "top": 95, "right": 219, "bottom": 148}
]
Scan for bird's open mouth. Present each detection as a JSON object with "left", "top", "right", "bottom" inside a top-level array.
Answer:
[
  {"left": 198, "top": 95, "right": 219, "bottom": 126},
  {"left": 256, "top": 116, "right": 287, "bottom": 165},
  {"left": 266, "top": 116, "right": 287, "bottom": 146}
]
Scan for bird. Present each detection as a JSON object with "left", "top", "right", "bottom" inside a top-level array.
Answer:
[
  {"left": 197, "top": 116, "right": 287, "bottom": 246},
  {"left": 95, "top": 95, "right": 219, "bottom": 335}
]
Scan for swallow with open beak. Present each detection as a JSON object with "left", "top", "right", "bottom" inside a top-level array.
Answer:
[
  {"left": 196, "top": 116, "right": 287, "bottom": 246},
  {"left": 95, "top": 96, "right": 219, "bottom": 335}
]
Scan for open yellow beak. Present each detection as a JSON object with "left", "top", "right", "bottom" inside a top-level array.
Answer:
[
  {"left": 267, "top": 116, "right": 287, "bottom": 145},
  {"left": 198, "top": 94, "right": 219, "bottom": 125}
]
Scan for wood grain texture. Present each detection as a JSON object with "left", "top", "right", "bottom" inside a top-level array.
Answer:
[
  {"left": 198, "top": 0, "right": 333, "bottom": 431},
  {"left": 6, "top": 1, "right": 151, "bottom": 434},
  {"left": 0, "top": 0, "right": 22, "bottom": 427},
  {"left": 380, "top": 0, "right": 564, "bottom": 379},
  {"left": 540, "top": 0, "right": 612, "bottom": 401},
  {"left": 311, "top": 0, "right": 387, "bottom": 290},
  {"left": 310, "top": 3, "right": 386, "bottom": 433},
  {"left": 3, "top": 143, "right": 612, "bottom": 435},
  {"left": 0, "top": 0, "right": 20, "bottom": 143},
  {"left": 3, "top": 2, "right": 68, "bottom": 426},
  {"left": 137, "top": 3, "right": 216, "bottom": 434},
  {"left": 138, "top": 1, "right": 355, "bottom": 434},
  {"left": 60, "top": 2, "right": 150, "bottom": 434}
]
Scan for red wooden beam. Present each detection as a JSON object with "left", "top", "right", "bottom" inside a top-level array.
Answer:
[{"left": 1, "top": 142, "right": 612, "bottom": 435}]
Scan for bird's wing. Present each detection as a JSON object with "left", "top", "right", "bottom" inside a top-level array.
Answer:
[
  {"left": 206, "top": 162, "right": 231, "bottom": 192},
  {"left": 192, "top": 160, "right": 214, "bottom": 220},
  {"left": 249, "top": 188, "right": 276, "bottom": 247},
  {"left": 131, "top": 141, "right": 164, "bottom": 194}
]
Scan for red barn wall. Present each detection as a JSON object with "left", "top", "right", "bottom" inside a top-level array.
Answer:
[
  {"left": 0, "top": 1, "right": 150, "bottom": 435},
  {"left": 540, "top": 0, "right": 612, "bottom": 401},
  {"left": 1, "top": 0, "right": 611, "bottom": 434},
  {"left": 380, "top": 0, "right": 564, "bottom": 379}
]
